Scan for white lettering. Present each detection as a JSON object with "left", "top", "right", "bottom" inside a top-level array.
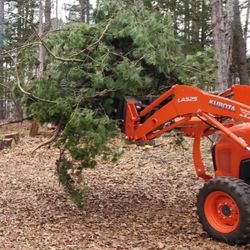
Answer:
[
  {"left": 240, "top": 108, "right": 250, "bottom": 118},
  {"left": 208, "top": 99, "right": 236, "bottom": 112},
  {"left": 177, "top": 96, "right": 198, "bottom": 103}
]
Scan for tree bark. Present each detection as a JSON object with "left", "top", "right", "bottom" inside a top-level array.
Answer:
[
  {"left": 79, "top": 0, "right": 86, "bottom": 22},
  {"left": 44, "top": 0, "right": 51, "bottom": 32},
  {"left": 133, "top": 0, "right": 143, "bottom": 8},
  {"left": 79, "top": 0, "right": 90, "bottom": 23},
  {"left": 17, "top": 1, "right": 22, "bottom": 41},
  {"left": 210, "top": 0, "right": 231, "bottom": 91},
  {"left": 38, "top": 0, "right": 45, "bottom": 78},
  {"left": 191, "top": 1, "right": 200, "bottom": 44},
  {"left": 233, "top": 0, "right": 249, "bottom": 84},
  {"left": 85, "top": 0, "right": 90, "bottom": 24},
  {"left": 0, "top": 0, "right": 4, "bottom": 53},
  {"left": 244, "top": 0, "right": 250, "bottom": 42},
  {"left": 0, "top": 0, "right": 4, "bottom": 120},
  {"left": 184, "top": 0, "right": 190, "bottom": 41}
]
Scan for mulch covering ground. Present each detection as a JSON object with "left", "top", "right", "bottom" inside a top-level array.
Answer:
[{"left": 0, "top": 122, "right": 249, "bottom": 249}]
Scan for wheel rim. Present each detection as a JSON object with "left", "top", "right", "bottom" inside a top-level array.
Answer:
[{"left": 204, "top": 191, "right": 240, "bottom": 234}]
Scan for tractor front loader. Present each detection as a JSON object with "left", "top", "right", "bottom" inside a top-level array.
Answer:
[{"left": 123, "top": 84, "right": 250, "bottom": 244}]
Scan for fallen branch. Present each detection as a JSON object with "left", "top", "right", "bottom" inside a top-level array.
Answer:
[
  {"left": 31, "top": 23, "right": 85, "bottom": 63},
  {"left": 0, "top": 116, "right": 33, "bottom": 127},
  {"left": 9, "top": 53, "right": 57, "bottom": 104},
  {"left": 36, "top": 34, "right": 85, "bottom": 63},
  {"left": 11, "top": 13, "right": 85, "bottom": 64},
  {"left": 70, "top": 22, "right": 111, "bottom": 58},
  {"left": 1, "top": 42, "right": 40, "bottom": 58},
  {"left": 32, "top": 120, "right": 62, "bottom": 154}
]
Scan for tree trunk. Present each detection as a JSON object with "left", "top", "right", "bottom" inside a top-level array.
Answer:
[
  {"left": 244, "top": 0, "right": 250, "bottom": 42},
  {"left": 86, "top": 0, "right": 90, "bottom": 24},
  {"left": 79, "top": 0, "right": 86, "bottom": 22},
  {"left": 191, "top": 1, "right": 200, "bottom": 44},
  {"left": 44, "top": 0, "right": 51, "bottom": 32},
  {"left": 0, "top": 0, "right": 4, "bottom": 56},
  {"left": 184, "top": 0, "right": 190, "bottom": 41},
  {"left": 133, "top": 0, "right": 143, "bottom": 8},
  {"left": 38, "top": 0, "right": 45, "bottom": 78},
  {"left": 17, "top": 1, "right": 22, "bottom": 41},
  {"left": 29, "top": 119, "right": 39, "bottom": 137},
  {"left": 55, "top": 0, "right": 59, "bottom": 28},
  {"left": 233, "top": 0, "right": 249, "bottom": 84},
  {"left": 0, "top": 0, "right": 4, "bottom": 120},
  {"left": 210, "top": 0, "right": 231, "bottom": 91}
]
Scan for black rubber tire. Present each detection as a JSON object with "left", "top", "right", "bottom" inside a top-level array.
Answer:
[{"left": 197, "top": 177, "right": 250, "bottom": 245}]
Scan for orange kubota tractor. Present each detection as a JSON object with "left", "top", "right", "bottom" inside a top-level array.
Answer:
[{"left": 123, "top": 84, "right": 250, "bottom": 244}]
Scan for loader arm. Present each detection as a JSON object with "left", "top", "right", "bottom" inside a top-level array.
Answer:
[{"left": 124, "top": 84, "right": 250, "bottom": 180}]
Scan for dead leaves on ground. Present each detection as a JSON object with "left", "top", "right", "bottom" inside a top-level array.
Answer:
[{"left": 0, "top": 123, "right": 248, "bottom": 249}]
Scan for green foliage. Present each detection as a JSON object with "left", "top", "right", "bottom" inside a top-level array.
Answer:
[
  {"left": 56, "top": 154, "right": 90, "bottom": 209},
  {"left": 180, "top": 48, "right": 217, "bottom": 88},
  {"left": 58, "top": 109, "right": 118, "bottom": 167}
]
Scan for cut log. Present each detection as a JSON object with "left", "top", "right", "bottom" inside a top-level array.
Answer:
[
  {"left": 29, "top": 119, "right": 39, "bottom": 137},
  {"left": 4, "top": 132, "right": 20, "bottom": 144},
  {"left": 0, "top": 138, "right": 13, "bottom": 150}
]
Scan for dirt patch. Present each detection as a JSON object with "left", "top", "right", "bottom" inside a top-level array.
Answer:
[{"left": 0, "top": 124, "right": 249, "bottom": 249}]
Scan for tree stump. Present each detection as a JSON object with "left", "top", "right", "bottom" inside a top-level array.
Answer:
[
  {"left": 29, "top": 119, "right": 39, "bottom": 137},
  {"left": 0, "top": 138, "right": 13, "bottom": 150},
  {"left": 4, "top": 132, "right": 20, "bottom": 144}
]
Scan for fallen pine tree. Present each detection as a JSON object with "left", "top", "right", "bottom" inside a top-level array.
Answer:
[{"left": 12, "top": 0, "right": 216, "bottom": 207}]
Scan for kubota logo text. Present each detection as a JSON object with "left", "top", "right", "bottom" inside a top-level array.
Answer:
[{"left": 209, "top": 99, "right": 236, "bottom": 112}]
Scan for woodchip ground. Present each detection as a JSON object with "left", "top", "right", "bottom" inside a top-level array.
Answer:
[{"left": 0, "top": 122, "right": 249, "bottom": 250}]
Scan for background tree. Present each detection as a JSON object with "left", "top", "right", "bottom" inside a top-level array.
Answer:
[
  {"left": 38, "top": 0, "right": 44, "bottom": 77},
  {"left": 0, "top": 0, "right": 4, "bottom": 119},
  {"left": 232, "top": 0, "right": 249, "bottom": 84},
  {"left": 244, "top": 0, "right": 250, "bottom": 41},
  {"left": 211, "top": 0, "right": 231, "bottom": 92},
  {"left": 134, "top": 0, "right": 144, "bottom": 8}
]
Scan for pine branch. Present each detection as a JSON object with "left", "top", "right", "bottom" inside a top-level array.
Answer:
[
  {"left": 1, "top": 42, "right": 40, "bottom": 58},
  {"left": 70, "top": 22, "right": 111, "bottom": 58},
  {"left": 9, "top": 53, "right": 57, "bottom": 104},
  {"left": 12, "top": 13, "right": 85, "bottom": 64},
  {"left": 35, "top": 32, "right": 85, "bottom": 63},
  {"left": 32, "top": 120, "right": 62, "bottom": 154},
  {"left": 0, "top": 116, "right": 33, "bottom": 127}
]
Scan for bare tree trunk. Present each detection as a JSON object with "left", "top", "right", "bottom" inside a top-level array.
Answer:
[
  {"left": 29, "top": 119, "right": 39, "bottom": 137},
  {"left": 134, "top": 0, "right": 143, "bottom": 8},
  {"left": 17, "top": 1, "right": 22, "bottom": 41},
  {"left": 55, "top": 0, "right": 59, "bottom": 28},
  {"left": 79, "top": 0, "right": 86, "bottom": 22},
  {"left": 201, "top": 0, "right": 207, "bottom": 48},
  {"left": 0, "top": 0, "right": 4, "bottom": 54},
  {"left": 210, "top": 0, "right": 232, "bottom": 92},
  {"left": 0, "top": 0, "right": 4, "bottom": 120},
  {"left": 44, "top": 0, "right": 51, "bottom": 32},
  {"left": 79, "top": 0, "right": 90, "bottom": 23},
  {"left": 191, "top": 1, "right": 200, "bottom": 44},
  {"left": 233, "top": 0, "right": 249, "bottom": 84},
  {"left": 244, "top": 0, "right": 250, "bottom": 42},
  {"left": 86, "top": 0, "right": 90, "bottom": 24},
  {"left": 38, "top": 0, "right": 45, "bottom": 78},
  {"left": 184, "top": 0, "right": 190, "bottom": 41}
]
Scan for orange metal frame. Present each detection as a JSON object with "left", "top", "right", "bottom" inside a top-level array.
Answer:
[{"left": 125, "top": 85, "right": 250, "bottom": 180}]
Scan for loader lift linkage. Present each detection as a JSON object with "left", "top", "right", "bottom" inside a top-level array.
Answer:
[{"left": 124, "top": 84, "right": 250, "bottom": 244}]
